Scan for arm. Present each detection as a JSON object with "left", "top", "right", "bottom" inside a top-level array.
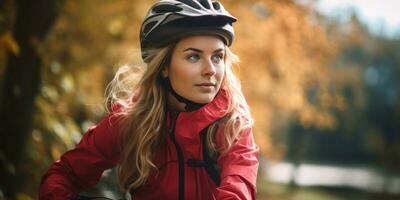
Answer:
[
  {"left": 38, "top": 111, "right": 123, "bottom": 200},
  {"left": 214, "top": 127, "right": 259, "bottom": 200}
]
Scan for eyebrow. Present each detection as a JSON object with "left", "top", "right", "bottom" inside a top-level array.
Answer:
[{"left": 183, "top": 47, "right": 224, "bottom": 53}]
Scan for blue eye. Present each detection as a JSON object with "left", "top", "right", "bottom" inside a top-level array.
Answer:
[
  {"left": 187, "top": 54, "right": 200, "bottom": 61},
  {"left": 212, "top": 54, "right": 224, "bottom": 63}
]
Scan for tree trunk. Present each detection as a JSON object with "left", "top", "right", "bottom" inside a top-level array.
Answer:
[{"left": 0, "top": 0, "right": 58, "bottom": 198}]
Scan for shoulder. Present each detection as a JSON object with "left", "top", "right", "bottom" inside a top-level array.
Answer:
[{"left": 109, "top": 89, "right": 141, "bottom": 113}]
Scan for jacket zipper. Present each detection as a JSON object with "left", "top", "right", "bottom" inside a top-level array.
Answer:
[{"left": 168, "top": 112, "right": 185, "bottom": 200}]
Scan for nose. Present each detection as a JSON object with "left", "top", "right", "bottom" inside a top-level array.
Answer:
[{"left": 202, "top": 57, "right": 216, "bottom": 76}]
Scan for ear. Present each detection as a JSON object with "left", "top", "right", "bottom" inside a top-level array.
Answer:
[{"left": 161, "top": 66, "right": 169, "bottom": 78}]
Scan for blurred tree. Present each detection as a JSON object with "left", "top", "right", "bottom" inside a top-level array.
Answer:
[
  {"left": 318, "top": 11, "right": 400, "bottom": 171},
  {"left": 332, "top": 12, "right": 400, "bottom": 173},
  {"left": 0, "top": 0, "right": 60, "bottom": 199},
  {"left": 276, "top": 8, "right": 400, "bottom": 195}
]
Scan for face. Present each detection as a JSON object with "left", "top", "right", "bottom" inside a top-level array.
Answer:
[{"left": 162, "top": 35, "right": 226, "bottom": 105}]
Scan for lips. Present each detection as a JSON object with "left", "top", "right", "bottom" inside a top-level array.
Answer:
[{"left": 195, "top": 82, "right": 216, "bottom": 87}]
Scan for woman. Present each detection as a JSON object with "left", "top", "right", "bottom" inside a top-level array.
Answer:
[{"left": 39, "top": 0, "right": 259, "bottom": 199}]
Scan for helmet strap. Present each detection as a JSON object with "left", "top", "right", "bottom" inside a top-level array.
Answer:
[{"left": 162, "top": 77, "right": 204, "bottom": 111}]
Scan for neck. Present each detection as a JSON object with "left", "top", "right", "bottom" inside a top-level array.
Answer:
[{"left": 166, "top": 92, "right": 186, "bottom": 112}]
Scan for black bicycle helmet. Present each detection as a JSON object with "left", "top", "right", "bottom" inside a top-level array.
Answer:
[{"left": 140, "top": 0, "right": 237, "bottom": 62}]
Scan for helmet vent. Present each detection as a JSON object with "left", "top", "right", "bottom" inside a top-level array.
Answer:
[
  {"left": 212, "top": 2, "right": 220, "bottom": 10},
  {"left": 153, "top": 4, "right": 183, "bottom": 13},
  {"left": 199, "top": 0, "right": 211, "bottom": 9},
  {"left": 143, "top": 21, "right": 157, "bottom": 35},
  {"left": 177, "top": 0, "right": 201, "bottom": 9}
]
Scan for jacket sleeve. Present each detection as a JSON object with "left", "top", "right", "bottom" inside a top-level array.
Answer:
[
  {"left": 38, "top": 110, "right": 123, "bottom": 200},
  {"left": 214, "top": 127, "right": 259, "bottom": 200}
]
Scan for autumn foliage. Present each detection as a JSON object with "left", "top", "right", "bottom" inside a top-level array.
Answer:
[{"left": 1, "top": 0, "right": 399, "bottom": 199}]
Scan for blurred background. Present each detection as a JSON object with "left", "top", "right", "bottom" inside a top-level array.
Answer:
[{"left": 0, "top": 0, "right": 399, "bottom": 199}]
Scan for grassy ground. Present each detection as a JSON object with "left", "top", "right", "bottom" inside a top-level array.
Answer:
[{"left": 256, "top": 178, "right": 400, "bottom": 200}]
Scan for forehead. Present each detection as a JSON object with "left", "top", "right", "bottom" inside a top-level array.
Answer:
[{"left": 174, "top": 35, "right": 225, "bottom": 52}]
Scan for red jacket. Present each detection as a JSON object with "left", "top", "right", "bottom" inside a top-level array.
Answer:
[{"left": 39, "top": 89, "right": 259, "bottom": 199}]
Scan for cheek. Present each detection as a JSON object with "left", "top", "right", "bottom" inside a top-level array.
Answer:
[
  {"left": 216, "top": 65, "right": 225, "bottom": 83},
  {"left": 170, "top": 61, "right": 197, "bottom": 83}
]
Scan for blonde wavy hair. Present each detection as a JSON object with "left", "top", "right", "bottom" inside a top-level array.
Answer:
[{"left": 105, "top": 41, "right": 253, "bottom": 192}]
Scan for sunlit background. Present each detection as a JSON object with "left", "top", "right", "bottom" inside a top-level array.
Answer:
[{"left": 0, "top": 0, "right": 399, "bottom": 199}]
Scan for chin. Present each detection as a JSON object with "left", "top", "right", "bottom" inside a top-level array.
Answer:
[{"left": 192, "top": 93, "right": 217, "bottom": 104}]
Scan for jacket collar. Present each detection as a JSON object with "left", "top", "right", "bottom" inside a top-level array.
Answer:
[{"left": 168, "top": 87, "right": 231, "bottom": 136}]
